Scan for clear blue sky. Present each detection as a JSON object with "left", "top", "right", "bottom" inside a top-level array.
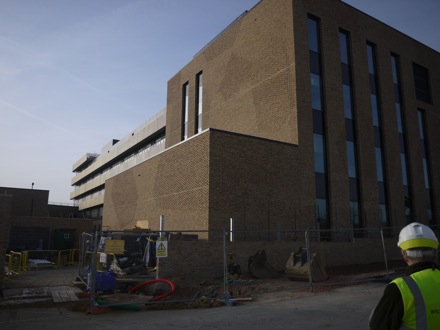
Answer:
[{"left": 0, "top": 0, "right": 439, "bottom": 204}]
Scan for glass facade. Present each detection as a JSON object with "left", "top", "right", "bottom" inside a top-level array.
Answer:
[
  {"left": 366, "top": 43, "right": 389, "bottom": 227},
  {"left": 340, "top": 31, "right": 362, "bottom": 230},
  {"left": 418, "top": 109, "right": 435, "bottom": 224},
  {"left": 308, "top": 16, "right": 330, "bottom": 232},
  {"left": 391, "top": 54, "right": 412, "bottom": 222}
]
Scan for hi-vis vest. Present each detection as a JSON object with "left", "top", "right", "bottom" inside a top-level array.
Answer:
[{"left": 392, "top": 268, "right": 440, "bottom": 329}]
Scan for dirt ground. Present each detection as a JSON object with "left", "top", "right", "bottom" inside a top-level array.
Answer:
[{"left": 1, "top": 260, "right": 405, "bottom": 313}]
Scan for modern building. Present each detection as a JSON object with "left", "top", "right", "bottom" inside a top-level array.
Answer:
[
  {"left": 72, "top": 0, "right": 439, "bottom": 240},
  {"left": 70, "top": 110, "right": 166, "bottom": 220}
]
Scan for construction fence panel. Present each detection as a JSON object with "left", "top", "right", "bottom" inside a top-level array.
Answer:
[
  {"left": 84, "top": 230, "right": 233, "bottom": 313},
  {"left": 25, "top": 249, "right": 77, "bottom": 270},
  {"left": 5, "top": 251, "right": 22, "bottom": 277}
]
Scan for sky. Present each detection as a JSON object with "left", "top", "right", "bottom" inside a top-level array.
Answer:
[{"left": 0, "top": 0, "right": 439, "bottom": 204}]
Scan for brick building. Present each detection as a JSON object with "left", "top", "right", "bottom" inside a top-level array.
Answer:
[
  {"left": 0, "top": 187, "right": 100, "bottom": 252},
  {"left": 75, "top": 0, "right": 439, "bottom": 239}
]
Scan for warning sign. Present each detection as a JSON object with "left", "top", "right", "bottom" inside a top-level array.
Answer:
[
  {"left": 105, "top": 240, "right": 125, "bottom": 254},
  {"left": 156, "top": 240, "right": 168, "bottom": 258}
]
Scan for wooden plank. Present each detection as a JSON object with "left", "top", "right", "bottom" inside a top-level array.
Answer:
[
  {"left": 52, "top": 290, "right": 79, "bottom": 303},
  {"left": 67, "top": 290, "right": 79, "bottom": 302},
  {"left": 52, "top": 291, "right": 62, "bottom": 303}
]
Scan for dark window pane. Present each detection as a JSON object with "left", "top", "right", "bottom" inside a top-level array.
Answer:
[
  {"left": 347, "top": 141, "right": 357, "bottom": 178},
  {"left": 313, "top": 109, "right": 324, "bottom": 134},
  {"left": 399, "top": 133, "right": 405, "bottom": 153},
  {"left": 339, "top": 32, "right": 349, "bottom": 65},
  {"left": 378, "top": 182, "right": 386, "bottom": 203},
  {"left": 367, "top": 44, "right": 375, "bottom": 74},
  {"left": 343, "top": 85, "right": 352, "bottom": 119},
  {"left": 341, "top": 63, "right": 351, "bottom": 85},
  {"left": 349, "top": 178, "right": 359, "bottom": 201},
  {"left": 394, "top": 84, "right": 400, "bottom": 102},
  {"left": 374, "top": 127, "right": 381, "bottom": 148},
  {"left": 311, "top": 74, "right": 322, "bottom": 110},
  {"left": 308, "top": 18, "right": 319, "bottom": 52},
  {"left": 315, "top": 173, "right": 327, "bottom": 199},
  {"left": 369, "top": 74, "right": 376, "bottom": 94},
  {"left": 413, "top": 63, "right": 431, "bottom": 103},
  {"left": 350, "top": 201, "right": 361, "bottom": 227},
  {"left": 396, "top": 104, "right": 403, "bottom": 133},
  {"left": 315, "top": 198, "right": 329, "bottom": 226},
  {"left": 314, "top": 134, "right": 326, "bottom": 173},
  {"left": 345, "top": 118, "right": 354, "bottom": 141},
  {"left": 376, "top": 148, "right": 384, "bottom": 182},
  {"left": 310, "top": 51, "right": 320, "bottom": 74}
]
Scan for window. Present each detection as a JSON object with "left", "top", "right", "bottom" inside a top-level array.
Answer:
[
  {"left": 367, "top": 42, "right": 389, "bottom": 227},
  {"left": 341, "top": 30, "right": 362, "bottom": 230},
  {"left": 195, "top": 72, "right": 203, "bottom": 134},
  {"left": 308, "top": 15, "right": 330, "bottom": 231},
  {"left": 413, "top": 63, "right": 431, "bottom": 103},
  {"left": 392, "top": 54, "right": 412, "bottom": 221},
  {"left": 418, "top": 109, "right": 435, "bottom": 224},
  {"left": 182, "top": 83, "right": 189, "bottom": 140}
]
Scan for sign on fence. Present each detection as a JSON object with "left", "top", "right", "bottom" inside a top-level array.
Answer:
[
  {"left": 105, "top": 240, "right": 125, "bottom": 254},
  {"left": 156, "top": 239, "right": 168, "bottom": 258}
]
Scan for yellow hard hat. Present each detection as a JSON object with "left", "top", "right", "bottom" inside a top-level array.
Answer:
[{"left": 397, "top": 222, "right": 439, "bottom": 250}]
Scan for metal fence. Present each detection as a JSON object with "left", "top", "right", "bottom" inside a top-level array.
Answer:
[
  {"left": 4, "top": 249, "right": 78, "bottom": 278},
  {"left": 227, "top": 222, "right": 440, "bottom": 242},
  {"left": 81, "top": 230, "right": 233, "bottom": 313}
]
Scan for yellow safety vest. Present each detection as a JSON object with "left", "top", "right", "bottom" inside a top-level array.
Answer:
[{"left": 392, "top": 268, "right": 440, "bottom": 329}]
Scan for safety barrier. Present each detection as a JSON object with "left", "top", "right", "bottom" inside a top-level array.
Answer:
[
  {"left": 21, "top": 249, "right": 78, "bottom": 270},
  {"left": 3, "top": 249, "right": 78, "bottom": 273},
  {"left": 5, "top": 251, "right": 22, "bottom": 278},
  {"left": 82, "top": 230, "right": 233, "bottom": 313}
]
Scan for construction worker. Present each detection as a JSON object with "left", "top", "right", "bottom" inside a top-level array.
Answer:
[{"left": 369, "top": 222, "right": 440, "bottom": 329}]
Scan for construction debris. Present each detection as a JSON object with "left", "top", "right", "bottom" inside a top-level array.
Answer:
[
  {"left": 285, "top": 247, "right": 327, "bottom": 282},
  {"left": 248, "top": 250, "right": 280, "bottom": 279}
]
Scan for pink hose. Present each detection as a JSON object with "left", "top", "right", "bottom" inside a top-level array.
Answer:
[{"left": 128, "top": 279, "right": 176, "bottom": 301}]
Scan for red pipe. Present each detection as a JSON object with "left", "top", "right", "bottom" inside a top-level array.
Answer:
[{"left": 128, "top": 279, "right": 176, "bottom": 302}]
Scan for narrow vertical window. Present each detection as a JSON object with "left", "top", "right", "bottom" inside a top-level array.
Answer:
[
  {"left": 418, "top": 109, "right": 435, "bottom": 224},
  {"left": 182, "top": 82, "right": 189, "bottom": 140},
  {"left": 391, "top": 54, "right": 412, "bottom": 222},
  {"left": 308, "top": 15, "right": 330, "bottom": 235},
  {"left": 195, "top": 71, "right": 203, "bottom": 134},
  {"left": 340, "top": 30, "right": 362, "bottom": 232},
  {"left": 367, "top": 42, "right": 389, "bottom": 228},
  {"left": 413, "top": 63, "right": 431, "bottom": 103}
]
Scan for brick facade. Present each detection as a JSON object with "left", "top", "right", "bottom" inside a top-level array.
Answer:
[{"left": 104, "top": 0, "right": 439, "bottom": 252}]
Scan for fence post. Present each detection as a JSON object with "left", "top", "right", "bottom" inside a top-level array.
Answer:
[
  {"left": 230, "top": 218, "right": 234, "bottom": 243},
  {"left": 305, "top": 230, "right": 313, "bottom": 292},
  {"left": 380, "top": 228, "right": 389, "bottom": 275},
  {"left": 89, "top": 231, "right": 99, "bottom": 309}
]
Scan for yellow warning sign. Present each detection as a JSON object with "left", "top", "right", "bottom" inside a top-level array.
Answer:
[
  {"left": 105, "top": 240, "right": 125, "bottom": 254},
  {"left": 156, "top": 240, "right": 168, "bottom": 258}
]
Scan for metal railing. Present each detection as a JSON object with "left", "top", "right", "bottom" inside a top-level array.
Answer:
[{"left": 3, "top": 249, "right": 78, "bottom": 276}]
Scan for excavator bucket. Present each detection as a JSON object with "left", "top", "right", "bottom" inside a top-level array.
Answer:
[{"left": 285, "top": 248, "right": 327, "bottom": 282}]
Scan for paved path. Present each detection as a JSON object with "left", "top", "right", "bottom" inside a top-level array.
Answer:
[{"left": 0, "top": 281, "right": 386, "bottom": 330}]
